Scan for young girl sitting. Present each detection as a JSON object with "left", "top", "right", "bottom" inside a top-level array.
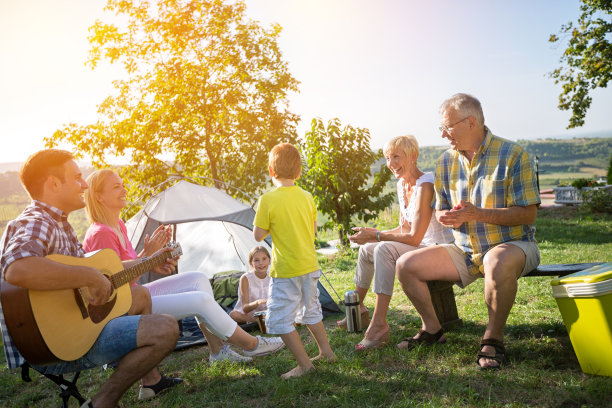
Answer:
[{"left": 229, "top": 246, "right": 271, "bottom": 323}]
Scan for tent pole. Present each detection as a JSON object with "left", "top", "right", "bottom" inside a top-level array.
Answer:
[
  {"left": 172, "top": 224, "right": 178, "bottom": 273},
  {"left": 172, "top": 223, "right": 184, "bottom": 334},
  {"left": 320, "top": 271, "right": 343, "bottom": 304}
]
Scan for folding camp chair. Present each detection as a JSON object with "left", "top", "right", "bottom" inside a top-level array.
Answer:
[{"left": 20, "top": 362, "right": 86, "bottom": 408}]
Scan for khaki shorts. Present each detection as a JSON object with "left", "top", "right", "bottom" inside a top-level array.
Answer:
[
  {"left": 441, "top": 240, "right": 540, "bottom": 288},
  {"left": 266, "top": 270, "right": 323, "bottom": 335}
]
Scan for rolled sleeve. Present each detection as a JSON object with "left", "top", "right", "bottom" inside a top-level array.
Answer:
[
  {"left": 508, "top": 150, "right": 541, "bottom": 207},
  {"left": 434, "top": 155, "right": 452, "bottom": 211},
  {"left": 1, "top": 219, "right": 51, "bottom": 272}
]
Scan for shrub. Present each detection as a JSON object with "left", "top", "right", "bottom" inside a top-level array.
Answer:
[
  {"left": 314, "top": 237, "right": 330, "bottom": 249},
  {"left": 582, "top": 188, "right": 612, "bottom": 213},
  {"left": 571, "top": 177, "right": 602, "bottom": 189}
]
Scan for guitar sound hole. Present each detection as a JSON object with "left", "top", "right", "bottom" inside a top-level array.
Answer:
[{"left": 88, "top": 296, "right": 117, "bottom": 323}]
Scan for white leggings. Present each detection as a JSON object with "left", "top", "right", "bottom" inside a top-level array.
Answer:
[{"left": 143, "top": 271, "right": 237, "bottom": 340}]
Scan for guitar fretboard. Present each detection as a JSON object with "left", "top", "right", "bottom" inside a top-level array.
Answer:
[{"left": 108, "top": 244, "right": 182, "bottom": 288}]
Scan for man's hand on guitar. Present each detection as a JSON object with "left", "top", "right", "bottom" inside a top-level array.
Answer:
[
  {"left": 86, "top": 267, "right": 112, "bottom": 305},
  {"left": 151, "top": 246, "right": 179, "bottom": 276}
]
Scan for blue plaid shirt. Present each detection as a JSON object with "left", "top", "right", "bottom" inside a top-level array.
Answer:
[
  {"left": 434, "top": 128, "right": 540, "bottom": 276},
  {"left": 0, "top": 200, "right": 84, "bottom": 369}
]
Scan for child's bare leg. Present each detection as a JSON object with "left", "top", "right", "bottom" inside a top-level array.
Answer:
[
  {"left": 279, "top": 330, "right": 313, "bottom": 379},
  {"left": 307, "top": 321, "right": 335, "bottom": 362}
]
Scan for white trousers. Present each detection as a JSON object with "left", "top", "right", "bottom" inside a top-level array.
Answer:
[
  {"left": 354, "top": 241, "right": 420, "bottom": 296},
  {"left": 144, "top": 271, "right": 237, "bottom": 340}
]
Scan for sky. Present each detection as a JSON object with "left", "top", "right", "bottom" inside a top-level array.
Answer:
[{"left": 0, "top": 0, "right": 611, "bottom": 164}]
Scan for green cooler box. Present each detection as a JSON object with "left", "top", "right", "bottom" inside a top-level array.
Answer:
[{"left": 551, "top": 262, "right": 612, "bottom": 377}]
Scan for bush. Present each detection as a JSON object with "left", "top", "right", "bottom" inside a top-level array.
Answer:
[
  {"left": 571, "top": 177, "right": 602, "bottom": 189},
  {"left": 314, "top": 237, "right": 330, "bottom": 248},
  {"left": 582, "top": 189, "right": 612, "bottom": 213}
]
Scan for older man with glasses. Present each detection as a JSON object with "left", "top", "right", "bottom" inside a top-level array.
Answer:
[{"left": 395, "top": 93, "right": 541, "bottom": 369}]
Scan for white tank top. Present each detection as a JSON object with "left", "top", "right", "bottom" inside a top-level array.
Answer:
[
  {"left": 397, "top": 172, "right": 454, "bottom": 247},
  {"left": 233, "top": 271, "right": 270, "bottom": 315}
]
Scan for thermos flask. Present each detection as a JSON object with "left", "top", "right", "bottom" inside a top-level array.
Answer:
[{"left": 344, "top": 290, "right": 362, "bottom": 332}]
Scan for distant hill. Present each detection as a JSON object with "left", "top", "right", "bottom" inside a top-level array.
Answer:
[
  {"left": 0, "top": 161, "right": 92, "bottom": 174},
  {"left": 410, "top": 137, "right": 611, "bottom": 173},
  {"left": 0, "top": 163, "right": 22, "bottom": 173},
  {"left": 1, "top": 138, "right": 610, "bottom": 196},
  {"left": 517, "top": 137, "right": 612, "bottom": 173},
  {"left": 0, "top": 171, "right": 24, "bottom": 197}
]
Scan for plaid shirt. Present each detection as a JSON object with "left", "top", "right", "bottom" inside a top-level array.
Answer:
[
  {"left": 0, "top": 200, "right": 84, "bottom": 369},
  {"left": 434, "top": 128, "right": 540, "bottom": 276}
]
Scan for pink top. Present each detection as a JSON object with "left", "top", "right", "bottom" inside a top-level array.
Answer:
[{"left": 83, "top": 220, "right": 138, "bottom": 261}]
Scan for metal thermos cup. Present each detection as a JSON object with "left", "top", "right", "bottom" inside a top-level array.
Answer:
[{"left": 344, "top": 290, "right": 362, "bottom": 332}]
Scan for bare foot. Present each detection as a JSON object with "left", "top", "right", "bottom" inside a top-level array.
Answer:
[
  {"left": 311, "top": 352, "right": 336, "bottom": 362},
  {"left": 280, "top": 364, "right": 313, "bottom": 379}
]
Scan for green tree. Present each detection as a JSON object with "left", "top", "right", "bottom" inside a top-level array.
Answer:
[
  {"left": 607, "top": 154, "right": 612, "bottom": 184},
  {"left": 46, "top": 0, "right": 299, "bottom": 205},
  {"left": 549, "top": 0, "right": 612, "bottom": 128},
  {"left": 298, "top": 118, "right": 394, "bottom": 246}
]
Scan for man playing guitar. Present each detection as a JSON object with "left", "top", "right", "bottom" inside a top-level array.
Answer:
[{"left": 0, "top": 149, "right": 181, "bottom": 408}]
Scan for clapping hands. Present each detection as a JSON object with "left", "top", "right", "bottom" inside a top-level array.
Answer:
[
  {"left": 142, "top": 225, "right": 178, "bottom": 275},
  {"left": 438, "top": 200, "right": 478, "bottom": 228},
  {"left": 143, "top": 224, "right": 172, "bottom": 256}
]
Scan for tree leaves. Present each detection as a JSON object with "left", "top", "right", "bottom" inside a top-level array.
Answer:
[
  {"left": 298, "top": 118, "right": 394, "bottom": 246},
  {"left": 46, "top": 0, "right": 299, "bottom": 205},
  {"left": 549, "top": 0, "right": 611, "bottom": 128}
]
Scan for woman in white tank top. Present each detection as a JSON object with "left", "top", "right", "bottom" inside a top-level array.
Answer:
[{"left": 344, "top": 135, "right": 453, "bottom": 351}]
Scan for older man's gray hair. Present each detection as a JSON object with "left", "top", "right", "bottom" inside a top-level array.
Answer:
[{"left": 439, "top": 93, "right": 485, "bottom": 127}]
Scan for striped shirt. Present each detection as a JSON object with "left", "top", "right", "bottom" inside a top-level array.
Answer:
[
  {"left": 434, "top": 128, "right": 540, "bottom": 276},
  {"left": 0, "top": 200, "right": 84, "bottom": 369}
]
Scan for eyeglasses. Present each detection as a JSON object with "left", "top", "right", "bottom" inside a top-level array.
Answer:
[{"left": 438, "top": 116, "right": 470, "bottom": 133}]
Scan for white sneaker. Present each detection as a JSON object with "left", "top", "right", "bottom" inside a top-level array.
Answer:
[
  {"left": 209, "top": 345, "right": 253, "bottom": 364},
  {"left": 242, "top": 336, "right": 285, "bottom": 357}
]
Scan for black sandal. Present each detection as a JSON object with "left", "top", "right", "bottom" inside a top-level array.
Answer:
[
  {"left": 476, "top": 338, "right": 506, "bottom": 370},
  {"left": 397, "top": 328, "right": 446, "bottom": 350}
]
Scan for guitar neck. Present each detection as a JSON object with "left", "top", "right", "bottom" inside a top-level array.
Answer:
[{"left": 109, "top": 248, "right": 177, "bottom": 289}]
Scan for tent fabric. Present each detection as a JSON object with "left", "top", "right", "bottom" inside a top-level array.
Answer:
[
  {"left": 142, "top": 182, "right": 256, "bottom": 225},
  {"left": 125, "top": 180, "right": 264, "bottom": 282},
  {"left": 124, "top": 179, "right": 342, "bottom": 312}
]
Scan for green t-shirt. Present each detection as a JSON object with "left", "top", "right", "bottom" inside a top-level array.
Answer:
[{"left": 254, "top": 186, "right": 319, "bottom": 278}]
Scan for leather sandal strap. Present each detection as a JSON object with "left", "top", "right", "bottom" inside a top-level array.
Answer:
[
  {"left": 476, "top": 352, "right": 504, "bottom": 368},
  {"left": 480, "top": 338, "right": 505, "bottom": 353},
  {"left": 414, "top": 328, "right": 444, "bottom": 344}
]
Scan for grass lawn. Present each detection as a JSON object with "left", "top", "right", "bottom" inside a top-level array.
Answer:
[{"left": 1, "top": 206, "right": 611, "bottom": 407}]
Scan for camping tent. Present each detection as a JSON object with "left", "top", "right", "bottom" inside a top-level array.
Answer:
[{"left": 124, "top": 179, "right": 342, "bottom": 316}]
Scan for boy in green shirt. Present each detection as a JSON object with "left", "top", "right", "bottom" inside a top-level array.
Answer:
[{"left": 254, "top": 143, "right": 335, "bottom": 379}]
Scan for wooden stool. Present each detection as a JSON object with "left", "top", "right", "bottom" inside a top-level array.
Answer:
[{"left": 428, "top": 280, "right": 462, "bottom": 330}]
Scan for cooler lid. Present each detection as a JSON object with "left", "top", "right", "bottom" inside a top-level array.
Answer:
[{"left": 551, "top": 262, "right": 612, "bottom": 286}]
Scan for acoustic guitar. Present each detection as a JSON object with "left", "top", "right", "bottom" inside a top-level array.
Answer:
[{"left": 0, "top": 243, "right": 182, "bottom": 365}]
